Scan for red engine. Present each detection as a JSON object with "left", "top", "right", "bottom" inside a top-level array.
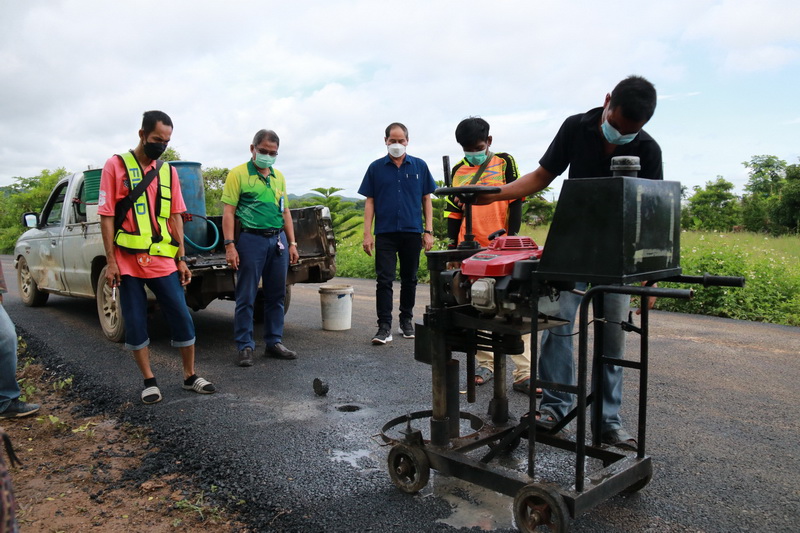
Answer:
[{"left": 461, "top": 236, "right": 543, "bottom": 280}]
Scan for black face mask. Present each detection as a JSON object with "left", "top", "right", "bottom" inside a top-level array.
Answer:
[{"left": 143, "top": 142, "right": 168, "bottom": 160}]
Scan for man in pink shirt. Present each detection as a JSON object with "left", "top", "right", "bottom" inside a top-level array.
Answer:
[{"left": 98, "top": 110, "right": 215, "bottom": 404}]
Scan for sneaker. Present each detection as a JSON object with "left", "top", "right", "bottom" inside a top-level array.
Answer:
[
  {"left": 398, "top": 319, "right": 415, "bottom": 339},
  {"left": 372, "top": 325, "right": 393, "bottom": 345},
  {"left": 238, "top": 346, "right": 254, "bottom": 367},
  {"left": 0, "top": 399, "right": 41, "bottom": 418},
  {"left": 265, "top": 342, "right": 297, "bottom": 360}
]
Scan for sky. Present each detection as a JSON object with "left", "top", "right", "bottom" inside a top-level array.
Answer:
[{"left": 1, "top": 0, "right": 798, "bottom": 201}]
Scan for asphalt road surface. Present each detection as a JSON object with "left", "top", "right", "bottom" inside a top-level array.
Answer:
[{"left": 2, "top": 254, "right": 798, "bottom": 532}]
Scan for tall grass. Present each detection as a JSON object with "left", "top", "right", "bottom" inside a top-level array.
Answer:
[
  {"left": 657, "top": 231, "right": 800, "bottom": 326},
  {"left": 335, "top": 223, "right": 800, "bottom": 326}
]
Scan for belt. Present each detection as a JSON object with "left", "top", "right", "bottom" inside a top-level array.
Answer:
[{"left": 241, "top": 227, "right": 283, "bottom": 237}]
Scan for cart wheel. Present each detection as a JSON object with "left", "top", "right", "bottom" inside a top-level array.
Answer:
[
  {"left": 513, "top": 483, "right": 570, "bottom": 533},
  {"left": 622, "top": 473, "right": 652, "bottom": 494},
  {"left": 387, "top": 443, "right": 430, "bottom": 494}
]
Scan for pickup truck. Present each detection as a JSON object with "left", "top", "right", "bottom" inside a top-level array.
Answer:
[{"left": 14, "top": 163, "right": 336, "bottom": 342}]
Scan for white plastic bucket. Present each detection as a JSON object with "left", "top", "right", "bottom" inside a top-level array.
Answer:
[{"left": 319, "top": 284, "right": 354, "bottom": 331}]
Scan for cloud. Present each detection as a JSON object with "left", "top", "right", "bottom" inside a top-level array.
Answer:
[
  {"left": 659, "top": 92, "right": 702, "bottom": 101},
  {"left": 0, "top": 0, "right": 797, "bottom": 204},
  {"left": 722, "top": 45, "right": 799, "bottom": 73},
  {"left": 682, "top": 0, "right": 800, "bottom": 73}
]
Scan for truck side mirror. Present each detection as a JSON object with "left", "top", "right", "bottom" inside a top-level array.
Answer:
[{"left": 22, "top": 212, "right": 39, "bottom": 228}]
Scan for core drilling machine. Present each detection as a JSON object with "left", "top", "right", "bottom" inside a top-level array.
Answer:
[{"left": 380, "top": 156, "right": 744, "bottom": 532}]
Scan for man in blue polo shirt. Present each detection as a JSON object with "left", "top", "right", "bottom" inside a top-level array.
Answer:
[{"left": 359, "top": 122, "right": 437, "bottom": 345}]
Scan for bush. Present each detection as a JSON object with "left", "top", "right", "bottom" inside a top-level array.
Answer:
[
  {"left": 656, "top": 232, "right": 800, "bottom": 326},
  {"left": 333, "top": 226, "right": 800, "bottom": 327},
  {"left": 334, "top": 234, "right": 438, "bottom": 284},
  {"left": 335, "top": 239, "right": 376, "bottom": 279}
]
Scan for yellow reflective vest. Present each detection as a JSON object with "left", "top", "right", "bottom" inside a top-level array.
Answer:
[{"left": 113, "top": 151, "right": 179, "bottom": 257}]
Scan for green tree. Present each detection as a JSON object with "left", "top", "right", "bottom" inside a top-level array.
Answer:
[
  {"left": 743, "top": 155, "right": 786, "bottom": 198},
  {"left": 741, "top": 194, "right": 771, "bottom": 233},
  {"left": 300, "top": 187, "right": 362, "bottom": 243},
  {"left": 160, "top": 147, "right": 181, "bottom": 162},
  {"left": 683, "top": 177, "right": 740, "bottom": 231},
  {"left": 202, "top": 166, "right": 228, "bottom": 216},
  {"left": 0, "top": 168, "right": 70, "bottom": 252},
  {"left": 430, "top": 180, "right": 449, "bottom": 244},
  {"left": 522, "top": 187, "right": 555, "bottom": 227},
  {"left": 741, "top": 155, "right": 790, "bottom": 234},
  {"left": 773, "top": 161, "right": 800, "bottom": 233}
]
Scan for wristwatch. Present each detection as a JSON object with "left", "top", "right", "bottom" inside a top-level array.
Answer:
[
  {"left": 223, "top": 239, "right": 235, "bottom": 246},
  {"left": 177, "top": 256, "right": 188, "bottom": 262},
  {"left": 423, "top": 230, "right": 433, "bottom": 235},
  {"left": 289, "top": 241, "right": 298, "bottom": 246}
]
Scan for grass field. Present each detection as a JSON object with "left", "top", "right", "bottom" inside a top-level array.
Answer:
[{"left": 336, "top": 225, "right": 800, "bottom": 326}]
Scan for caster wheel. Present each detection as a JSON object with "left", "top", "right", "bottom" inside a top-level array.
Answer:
[
  {"left": 387, "top": 443, "right": 430, "bottom": 494},
  {"left": 513, "top": 483, "right": 570, "bottom": 532}
]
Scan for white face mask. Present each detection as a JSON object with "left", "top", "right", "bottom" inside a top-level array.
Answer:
[{"left": 387, "top": 143, "right": 406, "bottom": 158}]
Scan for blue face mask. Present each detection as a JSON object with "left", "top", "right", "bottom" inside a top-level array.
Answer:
[
  {"left": 254, "top": 152, "right": 277, "bottom": 169},
  {"left": 464, "top": 150, "right": 489, "bottom": 166},
  {"left": 601, "top": 120, "right": 638, "bottom": 145}
]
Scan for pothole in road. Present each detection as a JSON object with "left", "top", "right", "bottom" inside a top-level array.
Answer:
[{"left": 335, "top": 404, "right": 362, "bottom": 412}]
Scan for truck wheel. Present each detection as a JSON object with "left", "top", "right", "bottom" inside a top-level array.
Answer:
[
  {"left": 253, "top": 285, "right": 292, "bottom": 323},
  {"left": 17, "top": 256, "right": 49, "bottom": 307},
  {"left": 96, "top": 265, "right": 125, "bottom": 343}
]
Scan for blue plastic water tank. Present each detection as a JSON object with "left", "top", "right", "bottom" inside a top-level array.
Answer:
[{"left": 170, "top": 161, "right": 208, "bottom": 253}]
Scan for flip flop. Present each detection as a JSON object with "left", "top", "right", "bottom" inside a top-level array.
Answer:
[
  {"left": 534, "top": 408, "right": 559, "bottom": 430},
  {"left": 475, "top": 366, "right": 493, "bottom": 386},
  {"left": 141, "top": 386, "right": 162, "bottom": 405},
  {"left": 182, "top": 376, "right": 216, "bottom": 394},
  {"left": 513, "top": 378, "right": 531, "bottom": 395},
  {"left": 512, "top": 378, "right": 545, "bottom": 397}
]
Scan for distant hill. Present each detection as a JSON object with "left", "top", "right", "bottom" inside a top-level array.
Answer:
[{"left": 288, "top": 192, "right": 361, "bottom": 203}]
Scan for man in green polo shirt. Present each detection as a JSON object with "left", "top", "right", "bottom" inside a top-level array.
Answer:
[{"left": 222, "top": 129, "right": 300, "bottom": 367}]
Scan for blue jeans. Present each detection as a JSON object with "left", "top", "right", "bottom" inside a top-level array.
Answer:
[
  {"left": 374, "top": 232, "right": 421, "bottom": 327},
  {"left": 234, "top": 231, "right": 289, "bottom": 350},
  {"left": 0, "top": 304, "right": 20, "bottom": 412},
  {"left": 538, "top": 282, "right": 630, "bottom": 432},
  {"left": 119, "top": 272, "right": 196, "bottom": 350}
]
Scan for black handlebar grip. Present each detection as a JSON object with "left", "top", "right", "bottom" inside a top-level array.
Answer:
[{"left": 700, "top": 273, "right": 746, "bottom": 287}]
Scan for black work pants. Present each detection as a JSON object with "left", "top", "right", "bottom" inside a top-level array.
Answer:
[{"left": 374, "top": 232, "right": 421, "bottom": 327}]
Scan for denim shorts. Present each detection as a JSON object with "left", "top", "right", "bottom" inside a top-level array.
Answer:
[{"left": 119, "top": 272, "right": 195, "bottom": 350}]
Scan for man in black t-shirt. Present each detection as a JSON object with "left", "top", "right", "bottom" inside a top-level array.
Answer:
[{"left": 484, "top": 75, "right": 662, "bottom": 451}]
